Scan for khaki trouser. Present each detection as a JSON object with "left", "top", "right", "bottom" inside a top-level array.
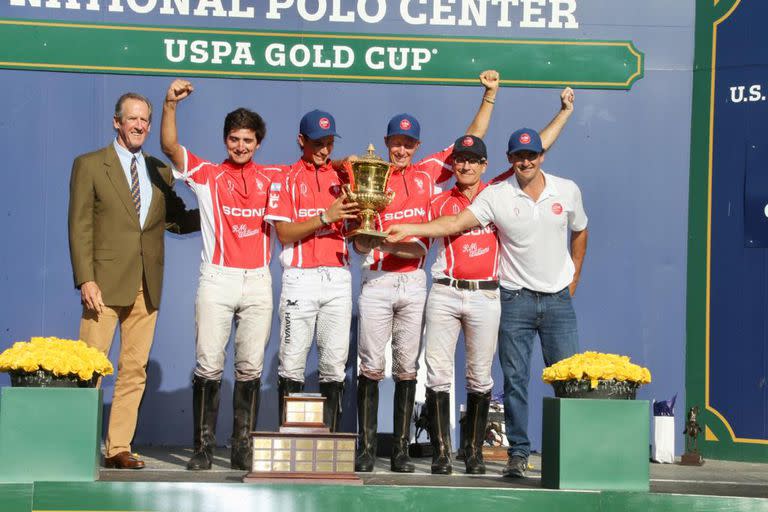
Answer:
[{"left": 79, "top": 284, "right": 157, "bottom": 458}]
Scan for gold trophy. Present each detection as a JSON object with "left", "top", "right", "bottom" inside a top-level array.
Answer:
[{"left": 343, "top": 144, "right": 395, "bottom": 239}]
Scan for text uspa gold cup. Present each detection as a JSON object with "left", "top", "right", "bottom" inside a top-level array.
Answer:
[{"left": 343, "top": 144, "right": 395, "bottom": 238}]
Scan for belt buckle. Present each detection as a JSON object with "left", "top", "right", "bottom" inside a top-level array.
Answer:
[{"left": 467, "top": 280, "right": 479, "bottom": 291}]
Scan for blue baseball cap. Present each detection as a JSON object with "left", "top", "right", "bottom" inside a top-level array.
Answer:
[
  {"left": 386, "top": 114, "right": 420, "bottom": 140},
  {"left": 507, "top": 128, "right": 543, "bottom": 155},
  {"left": 299, "top": 110, "right": 340, "bottom": 140}
]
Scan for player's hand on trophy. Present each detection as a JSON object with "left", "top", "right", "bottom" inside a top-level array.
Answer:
[
  {"left": 325, "top": 191, "right": 359, "bottom": 224},
  {"left": 385, "top": 223, "right": 414, "bottom": 243},
  {"left": 479, "top": 69, "right": 500, "bottom": 93},
  {"left": 166, "top": 79, "right": 194, "bottom": 103},
  {"left": 354, "top": 235, "right": 384, "bottom": 253},
  {"left": 331, "top": 154, "right": 358, "bottom": 174},
  {"left": 560, "top": 86, "right": 575, "bottom": 112}
]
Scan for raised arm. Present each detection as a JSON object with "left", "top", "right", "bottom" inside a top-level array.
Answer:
[
  {"left": 540, "top": 87, "right": 574, "bottom": 151},
  {"left": 568, "top": 228, "right": 588, "bottom": 296},
  {"left": 465, "top": 69, "right": 500, "bottom": 138},
  {"left": 386, "top": 209, "right": 480, "bottom": 243},
  {"left": 161, "top": 79, "right": 195, "bottom": 171}
]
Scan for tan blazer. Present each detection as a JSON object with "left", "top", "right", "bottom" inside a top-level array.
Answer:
[{"left": 68, "top": 144, "right": 198, "bottom": 309}]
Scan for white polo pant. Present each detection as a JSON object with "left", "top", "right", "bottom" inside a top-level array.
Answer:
[
  {"left": 424, "top": 282, "right": 500, "bottom": 393},
  {"left": 358, "top": 269, "right": 427, "bottom": 382},
  {"left": 278, "top": 266, "right": 352, "bottom": 384},
  {"left": 194, "top": 262, "right": 273, "bottom": 382}
]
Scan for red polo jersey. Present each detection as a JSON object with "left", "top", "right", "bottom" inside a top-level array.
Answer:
[
  {"left": 361, "top": 147, "right": 453, "bottom": 272},
  {"left": 429, "top": 182, "right": 499, "bottom": 281},
  {"left": 265, "top": 158, "right": 349, "bottom": 269},
  {"left": 174, "top": 147, "right": 283, "bottom": 269}
]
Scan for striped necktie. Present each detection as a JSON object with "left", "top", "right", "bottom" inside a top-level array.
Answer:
[{"left": 130, "top": 156, "right": 141, "bottom": 215}]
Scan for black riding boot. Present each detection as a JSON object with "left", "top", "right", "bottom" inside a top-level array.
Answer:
[
  {"left": 319, "top": 380, "right": 345, "bottom": 432},
  {"left": 354, "top": 376, "right": 379, "bottom": 472},
  {"left": 187, "top": 376, "right": 221, "bottom": 470},
  {"left": 277, "top": 377, "right": 304, "bottom": 426},
  {"left": 391, "top": 380, "right": 416, "bottom": 473},
  {"left": 463, "top": 391, "right": 491, "bottom": 474},
  {"left": 426, "top": 388, "right": 452, "bottom": 474},
  {"left": 230, "top": 379, "right": 261, "bottom": 470}
]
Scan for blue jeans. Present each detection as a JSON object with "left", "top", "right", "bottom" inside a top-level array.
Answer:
[{"left": 499, "top": 286, "right": 579, "bottom": 458}]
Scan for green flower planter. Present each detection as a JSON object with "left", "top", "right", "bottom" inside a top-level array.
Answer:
[
  {"left": 9, "top": 369, "right": 98, "bottom": 388},
  {"left": 551, "top": 379, "right": 638, "bottom": 399}
]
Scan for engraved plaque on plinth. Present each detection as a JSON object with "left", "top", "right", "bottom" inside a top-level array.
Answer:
[
  {"left": 282, "top": 395, "right": 325, "bottom": 431},
  {"left": 244, "top": 393, "right": 361, "bottom": 484}
]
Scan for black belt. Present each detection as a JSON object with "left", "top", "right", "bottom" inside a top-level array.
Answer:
[{"left": 434, "top": 278, "right": 499, "bottom": 291}]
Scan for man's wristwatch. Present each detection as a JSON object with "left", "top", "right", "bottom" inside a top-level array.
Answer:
[{"left": 319, "top": 212, "right": 330, "bottom": 226}]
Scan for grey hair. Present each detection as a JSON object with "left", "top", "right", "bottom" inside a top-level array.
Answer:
[{"left": 114, "top": 92, "right": 153, "bottom": 123}]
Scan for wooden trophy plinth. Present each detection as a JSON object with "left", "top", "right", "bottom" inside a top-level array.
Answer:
[
  {"left": 243, "top": 394, "right": 361, "bottom": 485},
  {"left": 679, "top": 451, "right": 705, "bottom": 466}
]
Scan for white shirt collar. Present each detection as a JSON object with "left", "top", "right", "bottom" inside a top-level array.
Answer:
[
  {"left": 509, "top": 169, "right": 558, "bottom": 201},
  {"left": 113, "top": 138, "right": 144, "bottom": 163}
]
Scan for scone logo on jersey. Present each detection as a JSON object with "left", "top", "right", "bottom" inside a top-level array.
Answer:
[
  {"left": 298, "top": 208, "right": 326, "bottom": 217},
  {"left": 223, "top": 205, "right": 265, "bottom": 217},
  {"left": 384, "top": 207, "right": 425, "bottom": 221}
]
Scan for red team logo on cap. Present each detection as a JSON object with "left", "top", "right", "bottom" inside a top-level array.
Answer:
[
  {"left": 462, "top": 136, "right": 474, "bottom": 147},
  {"left": 551, "top": 203, "right": 563, "bottom": 215},
  {"left": 519, "top": 133, "right": 531, "bottom": 144},
  {"left": 400, "top": 119, "right": 411, "bottom": 130},
  {"left": 319, "top": 117, "right": 330, "bottom": 129}
]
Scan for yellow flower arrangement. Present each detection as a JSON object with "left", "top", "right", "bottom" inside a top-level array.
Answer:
[
  {"left": 542, "top": 351, "right": 652, "bottom": 390},
  {"left": 0, "top": 337, "right": 113, "bottom": 382}
]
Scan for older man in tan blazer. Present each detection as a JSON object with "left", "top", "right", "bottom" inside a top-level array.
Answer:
[{"left": 68, "top": 92, "right": 198, "bottom": 469}]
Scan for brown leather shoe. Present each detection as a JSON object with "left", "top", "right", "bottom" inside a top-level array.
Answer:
[{"left": 104, "top": 451, "right": 146, "bottom": 469}]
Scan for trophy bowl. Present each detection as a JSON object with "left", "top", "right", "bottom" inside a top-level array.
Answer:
[{"left": 343, "top": 144, "right": 395, "bottom": 239}]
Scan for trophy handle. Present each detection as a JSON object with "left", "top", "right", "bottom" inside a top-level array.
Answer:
[
  {"left": 342, "top": 183, "right": 357, "bottom": 201},
  {"left": 342, "top": 161, "right": 356, "bottom": 194}
]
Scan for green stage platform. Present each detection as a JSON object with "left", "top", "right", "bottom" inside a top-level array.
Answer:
[
  {"left": 1, "top": 449, "right": 767, "bottom": 512},
  {"left": 1, "top": 480, "right": 767, "bottom": 512}
]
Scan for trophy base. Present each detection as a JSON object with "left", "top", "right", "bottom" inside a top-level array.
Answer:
[
  {"left": 347, "top": 228, "right": 389, "bottom": 239},
  {"left": 679, "top": 452, "right": 705, "bottom": 466}
]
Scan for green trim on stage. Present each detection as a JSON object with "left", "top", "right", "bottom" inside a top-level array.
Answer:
[
  {"left": 0, "top": 484, "right": 33, "bottom": 512},
  {"left": 0, "top": 482, "right": 766, "bottom": 512}
]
